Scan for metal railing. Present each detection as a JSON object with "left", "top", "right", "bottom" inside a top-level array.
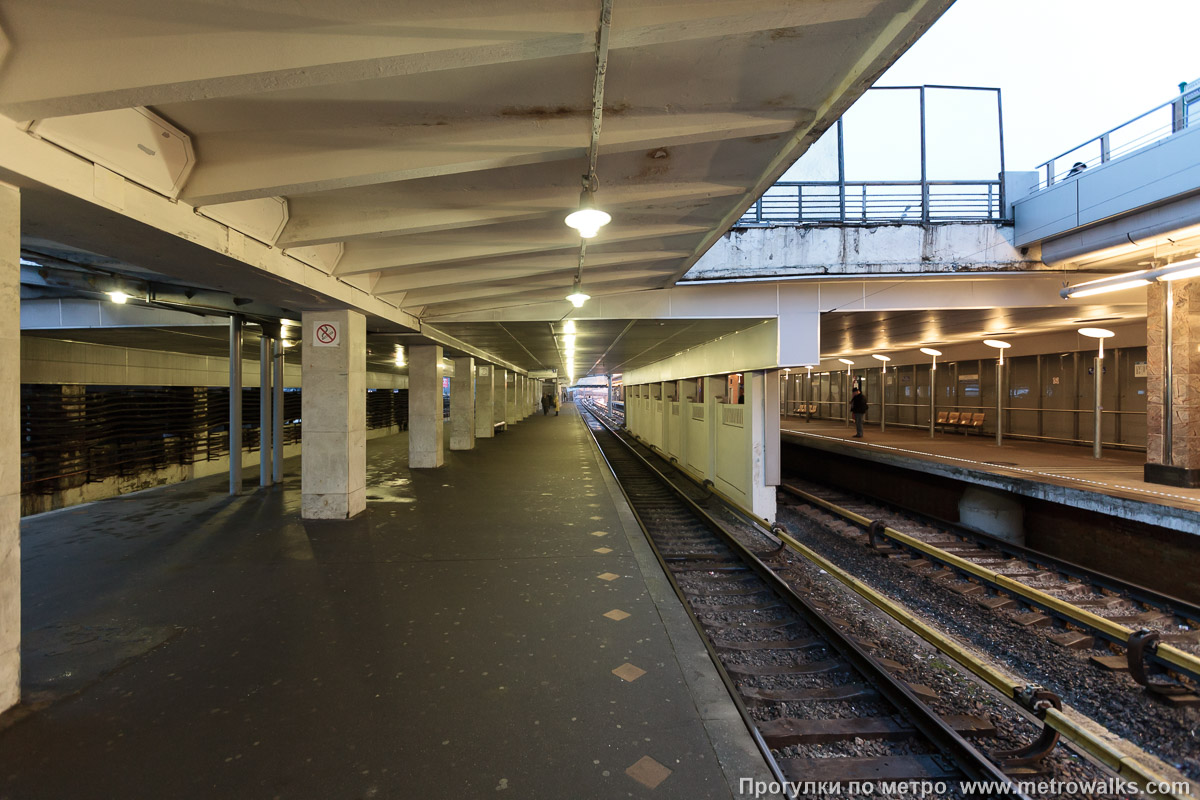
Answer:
[
  {"left": 736, "top": 85, "right": 1006, "bottom": 226},
  {"left": 739, "top": 180, "right": 1002, "bottom": 225},
  {"left": 1035, "top": 83, "right": 1199, "bottom": 189}
]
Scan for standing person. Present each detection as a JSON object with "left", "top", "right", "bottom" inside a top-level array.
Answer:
[
  {"left": 849, "top": 387, "right": 868, "bottom": 438},
  {"left": 552, "top": 390, "right": 560, "bottom": 416},
  {"left": 541, "top": 392, "right": 551, "bottom": 415}
]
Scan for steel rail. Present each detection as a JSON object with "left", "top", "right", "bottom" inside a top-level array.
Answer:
[
  {"left": 778, "top": 482, "right": 1200, "bottom": 688},
  {"left": 771, "top": 527, "right": 1194, "bottom": 800},
  {"left": 582, "top": 401, "right": 1195, "bottom": 797},
  {"left": 581, "top": 406, "right": 1025, "bottom": 796}
]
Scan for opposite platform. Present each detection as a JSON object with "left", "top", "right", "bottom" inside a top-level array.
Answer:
[
  {"left": 2, "top": 404, "right": 769, "bottom": 799},
  {"left": 781, "top": 417, "right": 1200, "bottom": 535}
]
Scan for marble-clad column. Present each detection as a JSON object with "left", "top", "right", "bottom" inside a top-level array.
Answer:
[
  {"left": 1145, "top": 280, "right": 1200, "bottom": 486},
  {"left": 301, "top": 309, "right": 367, "bottom": 518},
  {"left": 0, "top": 183, "right": 19, "bottom": 712}
]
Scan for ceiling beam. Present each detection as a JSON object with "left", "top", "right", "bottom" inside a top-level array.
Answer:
[
  {"left": 0, "top": 1, "right": 879, "bottom": 119},
  {"left": 333, "top": 223, "right": 710, "bottom": 277},
  {"left": 179, "top": 111, "right": 797, "bottom": 205},
  {"left": 398, "top": 268, "right": 668, "bottom": 307},
  {"left": 410, "top": 275, "right": 666, "bottom": 316},
  {"left": 277, "top": 182, "right": 745, "bottom": 247},
  {"left": 372, "top": 251, "right": 690, "bottom": 295}
]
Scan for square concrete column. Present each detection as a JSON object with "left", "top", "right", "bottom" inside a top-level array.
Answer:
[
  {"left": 409, "top": 345, "right": 445, "bottom": 468},
  {"left": 450, "top": 356, "right": 475, "bottom": 450},
  {"left": 301, "top": 309, "right": 366, "bottom": 519},
  {"left": 0, "top": 183, "right": 18, "bottom": 712},
  {"left": 475, "top": 364, "right": 496, "bottom": 438},
  {"left": 495, "top": 369, "right": 510, "bottom": 429},
  {"left": 517, "top": 375, "right": 527, "bottom": 419},
  {"left": 505, "top": 371, "right": 518, "bottom": 425},
  {"left": 1146, "top": 281, "right": 1200, "bottom": 486},
  {"left": 748, "top": 370, "right": 780, "bottom": 521}
]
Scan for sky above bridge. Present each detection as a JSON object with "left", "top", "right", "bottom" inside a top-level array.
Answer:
[{"left": 877, "top": 0, "right": 1199, "bottom": 172}]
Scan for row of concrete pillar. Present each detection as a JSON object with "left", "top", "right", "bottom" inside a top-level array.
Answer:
[{"left": 221, "top": 309, "right": 547, "bottom": 519}]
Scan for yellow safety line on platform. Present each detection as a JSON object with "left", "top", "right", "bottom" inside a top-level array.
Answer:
[
  {"left": 773, "top": 527, "right": 1194, "bottom": 799},
  {"left": 782, "top": 483, "right": 1200, "bottom": 680}
]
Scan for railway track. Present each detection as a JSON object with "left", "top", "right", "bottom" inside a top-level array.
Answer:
[
  {"left": 580, "top": 406, "right": 1024, "bottom": 797},
  {"left": 779, "top": 477, "right": 1200, "bottom": 702}
]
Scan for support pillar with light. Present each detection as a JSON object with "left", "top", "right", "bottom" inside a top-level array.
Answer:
[
  {"left": 1145, "top": 267, "right": 1200, "bottom": 486},
  {"left": 984, "top": 340, "right": 1010, "bottom": 447},
  {"left": 921, "top": 347, "right": 941, "bottom": 438},
  {"left": 1061, "top": 256, "right": 1200, "bottom": 485}
]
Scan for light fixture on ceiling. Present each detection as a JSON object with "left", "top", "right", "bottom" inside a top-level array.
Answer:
[
  {"left": 872, "top": 354, "right": 890, "bottom": 364},
  {"left": 837, "top": 358, "right": 853, "bottom": 366},
  {"left": 564, "top": 183, "right": 611, "bottom": 239},
  {"left": 1058, "top": 256, "right": 1200, "bottom": 298},
  {"left": 564, "top": 1, "right": 612, "bottom": 307},
  {"left": 1152, "top": 255, "right": 1200, "bottom": 282},
  {"left": 566, "top": 274, "right": 590, "bottom": 308},
  {"left": 107, "top": 290, "right": 130, "bottom": 304},
  {"left": 1060, "top": 272, "right": 1151, "bottom": 298}
]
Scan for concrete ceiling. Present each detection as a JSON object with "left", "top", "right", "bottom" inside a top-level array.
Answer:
[
  {"left": 0, "top": 0, "right": 953, "bottom": 374},
  {"left": 426, "top": 318, "right": 765, "bottom": 377}
]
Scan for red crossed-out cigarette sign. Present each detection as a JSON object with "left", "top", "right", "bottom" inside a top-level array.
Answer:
[{"left": 313, "top": 321, "right": 340, "bottom": 347}]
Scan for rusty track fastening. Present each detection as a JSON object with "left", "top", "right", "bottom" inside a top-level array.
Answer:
[
  {"left": 1127, "top": 629, "right": 1191, "bottom": 696},
  {"left": 866, "top": 520, "right": 886, "bottom": 550},
  {"left": 992, "top": 686, "right": 1062, "bottom": 772}
]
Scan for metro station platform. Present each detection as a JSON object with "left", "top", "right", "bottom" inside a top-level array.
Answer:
[
  {"left": 1, "top": 404, "right": 767, "bottom": 800},
  {"left": 780, "top": 417, "right": 1200, "bottom": 536}
]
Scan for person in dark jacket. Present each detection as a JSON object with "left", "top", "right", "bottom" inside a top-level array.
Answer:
[
  {"left": 849, "top": 387, "right": 868, "bottom": 438},
  {"left": 541, "top": 393, "right": 552, "bottom": 415}
]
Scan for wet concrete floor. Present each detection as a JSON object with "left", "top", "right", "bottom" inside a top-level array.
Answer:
[{"left": 2, "top": 405, "right": 757, "bottom": 799}]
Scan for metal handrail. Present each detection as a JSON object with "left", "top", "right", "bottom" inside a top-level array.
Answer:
[
  {"left": 739, "top": 180, "right": 1002, "bottom": 225},
  {"left": 1035, "top": 88, "right": 1193, "bottom": 188},
  {"left": 734, "top": 85, "right": 1005, "bottom": 226}
]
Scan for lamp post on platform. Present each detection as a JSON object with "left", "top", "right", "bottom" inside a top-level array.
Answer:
[
  {"left": 804, "top": 365, "right": 814, "bottom": 422},
  {"left": 872, "top": 354, "right": 890, "bottom": 432},
  {"left": 984, "top": 340, "right": 1011, "bottom": 447},
  {"left": 1079, "top": 328, "right": 1115, "bottom": 459},
  {"left": 838, "top": 359, "right": 854, "bottom": 426},
  {"left": 920, "top": 347, "right": 942, "bottom": 438}
]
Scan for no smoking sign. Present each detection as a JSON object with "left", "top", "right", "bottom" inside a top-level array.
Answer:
[{"left": 312, "top": 321, "right": 341, "bottom": 347}]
